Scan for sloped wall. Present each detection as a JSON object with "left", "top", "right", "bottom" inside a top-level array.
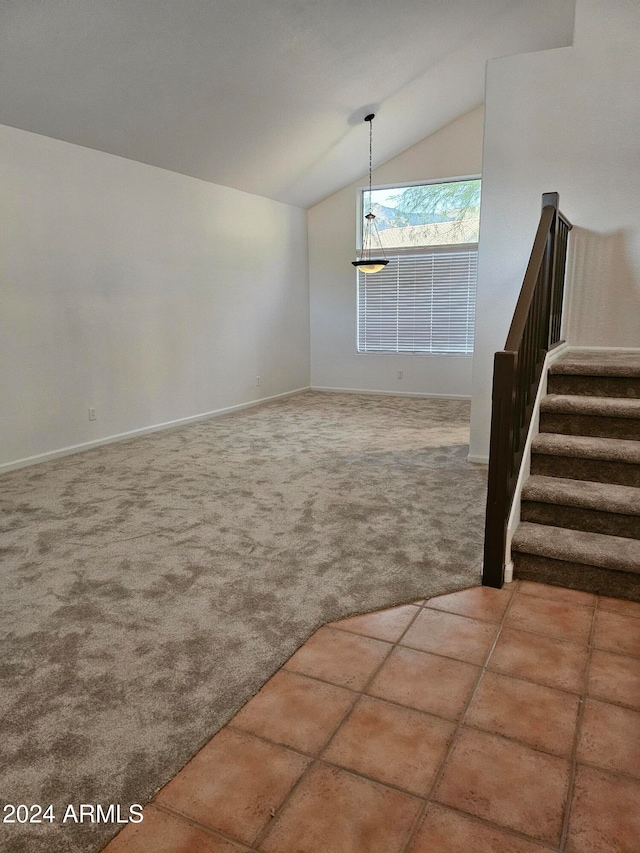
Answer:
[
  {"left": 469, "top": 0, "right": 640, "bottom": 461},
  {"left": 0, "top": 125, "right": 310, "bottom": 469}
]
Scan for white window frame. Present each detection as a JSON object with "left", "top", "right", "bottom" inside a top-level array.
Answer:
[{"left": 355, "top": 176, "right": 480, "bottom": 357}]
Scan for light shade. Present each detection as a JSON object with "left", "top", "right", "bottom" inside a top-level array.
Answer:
[{"left": 352, "top": 259, "right": 389, "bottom": 274}]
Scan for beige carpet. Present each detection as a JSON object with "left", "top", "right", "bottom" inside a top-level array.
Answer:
[{"left": 0, "top": 391, "right": 486, "bottom": 852}]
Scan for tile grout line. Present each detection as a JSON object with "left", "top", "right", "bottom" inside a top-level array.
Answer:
[
  {"left": 398, "top": 582, "right": 522, "bottom": 853},
  {"left": 410, "top": 606, "right": 595, "bottom": 648},
  {"left": 145, "top": 619, "right": 398, "bottom": 851},
  {"left": 254, "top": 587, "right": 638, "bottom": 852},
  {"left": 419, "top": 801, "right": 560, "bottom": 851},
  {"left": 538, "top": 593, "right": 640, "bottom": 626},
  {"left": 257, "top": 587, "right": 542, "bottom": 829},
  {"left": 558, "top": 595, "right": 599, "bottom": 852},
  {"left": 285, "top": 632, "right": 626, "bottom": 706},
  {"left": 571, "top": 757, "right": 640, "bottom": 786},
  {"left": 145, "top": 585, "right": 634, "bottom": 853},
  {"left": 227, "top": 700, "right": 634, "bottom": 803},
  {"left": 150, "top": 800, "right": 258, "bottom": 851},
  {"left": 250, "top": 598, "right": 428, "bottom": 850},
  {"left": 229, "top": 673, "right": 599, "bottom": 766},
  {"left": 596, "top": 605, "right": 640, "bottom": 622}
]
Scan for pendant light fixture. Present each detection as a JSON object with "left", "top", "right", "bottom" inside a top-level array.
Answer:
[{"left": 352, "top": 113, "right": 388, "bottom": 274}]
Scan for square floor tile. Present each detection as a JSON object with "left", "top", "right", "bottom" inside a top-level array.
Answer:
[
  {"left": 329, "top": 604, "right": 419, "bottom": 643},
  {"left": 229, "top": 669, "right": 356, "bottom": 754},
  {"left": 566, "top": 765, "right": 640, "bottom": 852},
  {"left": 517, "top": 580, "right": 596, "bottom": 607},
  {"left": 465, "top": 671, "right": 579, "bottom": 756},
  {"left": 434, "top": 728, "right": 570, "bottom": 844},
  {"left": 598, "top": 596, "right": 640, "bottom": 619},
  {"left": 425, "top": 585, "right": 513, "bottom": 623},
  {"left": 367, "top": 646, "right": 479, "bottom": 721},
  {"left": 408, "top": 803, "right": 549, "bottom": 853},
  {"left": 505, "top": 595, "right": 593, "bottom": 644},
  {"left": 593, "top": 609, "right": 640, "bottom": 658},
  {"left": 259, "top": 763, "right": 421, "bottom": 853},
  {"left": 577, "top": 698, "right": 640, "bottom": 778},
  {"left": 588, "top": 648, "right": 640, "bottom": 710},
  {"left": 103, "top": 806, "right": 245, "bottom": 852},
  {"left": 488, "top": 627, "right": 589, "bottom": 693},
  {"left": 155, "top": 728, "right": 309, "bottom": 845},
  {"left": 401, "top": 609, "right": 498, "bottom": 665},
  {"left": 322, "top": 695, "right": 455, "bottom": 796},
  {"left": 284, "top": 626, "right": 391, "bottom": 690}
]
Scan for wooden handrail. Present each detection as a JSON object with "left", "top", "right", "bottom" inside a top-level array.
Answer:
[
  {"left": 482, "top": 192, "right": 572, "bottom": 588},
  {"left": 505, "top": 205, "right": 555, "bottom": 350}
]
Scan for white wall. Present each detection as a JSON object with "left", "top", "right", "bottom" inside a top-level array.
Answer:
[
  {"left": 0, "top": 124, "right": 310, "bottom": 469},
  {"left": 308, "top": 106, "right": 484, "bottom": 398},
  {"left": 469, "top": 0, "right": 640, "bottom": 461}
]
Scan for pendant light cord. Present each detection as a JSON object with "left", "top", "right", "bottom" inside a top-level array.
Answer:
[
  {"left": 354, "top": 112, "right": 387, "bottom": 267},
  {"left": 368, "top": 117, "right": 373, "bottom": 212}
]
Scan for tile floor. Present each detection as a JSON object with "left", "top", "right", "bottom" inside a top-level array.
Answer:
[{"left": 104, "top": 580, "right": 640, "bottom": 852}]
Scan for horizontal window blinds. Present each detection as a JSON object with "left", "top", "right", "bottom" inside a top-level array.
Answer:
[{"left": 357, "top": 249, "right": 477, "bottom": 354}]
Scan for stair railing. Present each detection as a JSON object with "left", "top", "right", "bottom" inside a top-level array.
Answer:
[{"left": 482, "top": 192, "right": 572, "bottom": 588}]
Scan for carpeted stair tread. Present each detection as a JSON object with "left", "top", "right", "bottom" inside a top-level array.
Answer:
[
  {"left": 512, "top": 522, "right": 640, "bottom": 574},
  {"left": 540, "top": 394, "right": 640, "bottom": 419},
  {"left": 532, "top": 433, "right": 640, "bottom": 464},
  {"left": 517, "top": 349, "right": 640, "bottom": 597},
  {"left": 522, "top": 475, "right": 640, "bottom": 516},
  {"left": 549, "top": 349, "right": 640, "bottom": 378}
]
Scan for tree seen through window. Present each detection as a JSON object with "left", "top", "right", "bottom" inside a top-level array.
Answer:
[{"left": 365, "top": 179, "right": 481, "bottom": 249}]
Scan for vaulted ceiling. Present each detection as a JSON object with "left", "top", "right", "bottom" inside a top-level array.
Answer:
[{"left": 0, "top": 1, "right": 575, "bottom": 208}]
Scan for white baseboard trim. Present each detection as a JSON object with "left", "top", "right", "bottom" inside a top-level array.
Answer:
[
  {"left": 1, "top": 386, "right": 311, "bottom": 473},
  {"left": 311, "top": 386, "right": 471, "bottom": 401},
  {"left": 467, "top": 454, "right": 489, "bottom": 465}
]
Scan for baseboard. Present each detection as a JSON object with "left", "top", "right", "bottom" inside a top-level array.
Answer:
[
  {"left": 0, "top": 386, "right": 311, "bottom": 473},
  {"left": 311, "top": 386, "right": 471, "bottom": 401},
  {"left": 467, "top": 454, "right": 489, "bottom": 465}
]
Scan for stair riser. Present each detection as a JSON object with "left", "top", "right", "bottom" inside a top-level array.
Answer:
[
  {"left": 540, "top": 413, "right": 640, "bottom": 441},
  {"left": 518, "top": 353, "right": 640, "bottom": 602},
  {"left": 548, "top": 374, "right": 640, "bottom": 399},
  {"left": 531, "top": 453, "right": 640, "bottom": 487},
  {"left": 521, "top": 501, "right": 640, "bottom": 540},
  {"left": 513, "top": 553, "right": 640, "bottom": 602}
]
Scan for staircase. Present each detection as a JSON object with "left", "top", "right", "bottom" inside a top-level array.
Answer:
[{"left": 511, "top": 349, "right": 640, "bottom": 601}]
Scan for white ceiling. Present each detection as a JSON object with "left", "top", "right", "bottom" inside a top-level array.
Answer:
[{"left": 0, "top": 1, "right": 575, "bottom": 208}]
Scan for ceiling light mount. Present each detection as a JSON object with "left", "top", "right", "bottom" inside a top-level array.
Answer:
[{"left": 352, "top": 113, "right": 388, "bottom": 274}]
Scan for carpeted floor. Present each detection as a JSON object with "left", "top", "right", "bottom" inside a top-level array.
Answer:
[{"left": 0, "top": 392, "right": 487, "bottom": 853}]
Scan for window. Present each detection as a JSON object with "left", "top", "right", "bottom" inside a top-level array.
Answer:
[{"left": 356, "top": 178, "right": 480, "bottom": 355}]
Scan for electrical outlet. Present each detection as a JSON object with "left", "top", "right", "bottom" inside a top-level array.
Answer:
[
  {"left": 256, "top": 376, "right": 261, "bottom": 386},
  {"left": 397, "top": 371, "right": 403, "bottom": 380},
  {"left": 88, "top": 407, "right": 97, "bottom": 421}
]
